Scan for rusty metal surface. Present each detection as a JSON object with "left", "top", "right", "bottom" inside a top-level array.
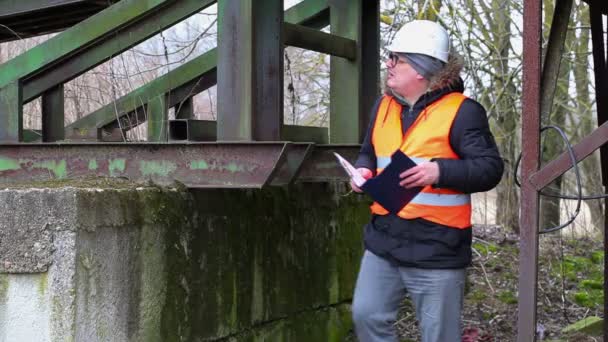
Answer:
[
  {"left": 518, "top": 0, "right": 542, "bottom": 341},
  {"left": 0, "top": 143, "right": 290, "bottom": 188},
  {"left": 0, "top": 143, "right": 358, "bottom": 188},
  {"left": 298, "top": 144, "right": 360, "bottom": 181},
  {"left": 529, "top": 121, "right": 608, "bottom": 190},
  {"left": 270, "top": 143, "right": 314, "bottom": 186}
]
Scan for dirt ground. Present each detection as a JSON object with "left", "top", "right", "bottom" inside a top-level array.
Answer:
[{"left": 392, "top": 225, "right": 605, "bottom": 342}]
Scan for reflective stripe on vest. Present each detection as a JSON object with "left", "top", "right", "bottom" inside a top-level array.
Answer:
[
  {"left": 370, "top": 93, "right": 472, "bottom": 229},
  {"left": 376, "top": 155, "right": 471, "bottom": 207}
]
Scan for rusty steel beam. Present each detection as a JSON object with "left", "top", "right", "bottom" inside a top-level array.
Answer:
[
  {"left": 270, "top": 143, "right": 314, "bottom": 186},
  {"left": 518, "top": 0, "right": 542, "bottom": 342},
  {"left": 0, "top": 143, "right": 288, "bottom": 188},
  {"left": 0, "top": 143, "right": 358, "bottom": 188},
  {"left": 529, "top": 121, "right": 608, "bottom": 190}
]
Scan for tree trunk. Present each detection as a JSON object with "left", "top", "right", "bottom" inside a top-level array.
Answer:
[
  {"left": 539, "top": 0, "right": 573, "bottom": 230},
  {"left": 571, "top": 5, "right": 605, "bottom": 231},
  {"left": 489, "top": 0, "right": 520, "bottom": 233}
]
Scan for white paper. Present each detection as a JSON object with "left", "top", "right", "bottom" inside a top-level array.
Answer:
[{"left": 333, "top": 152, "right": 366, "bottom": 187}]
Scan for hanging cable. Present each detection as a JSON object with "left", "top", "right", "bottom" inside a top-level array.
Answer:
[{"left": 513, "top": 125, "right": 586, "bottom": 234}]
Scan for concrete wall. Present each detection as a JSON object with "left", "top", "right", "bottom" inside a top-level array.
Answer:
[{"left": 0, "top": 183, "right": 369, "bottom": 342}]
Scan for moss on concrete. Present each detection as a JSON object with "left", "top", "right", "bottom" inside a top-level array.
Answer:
[
  {"left": 156, "top": 181, "right": 368, "bottom": 341},
  {"left": 37, "top": 272, "right": 48, "bottom": 298},
  {"left": 4, "top": 180, "right": 368, "bottom": 341},
  {"left": 0, "top": 177, "right": 140, "bottom": 190},
  {"left": 0, "top": 274, "right": 8, "bottom": 300}
]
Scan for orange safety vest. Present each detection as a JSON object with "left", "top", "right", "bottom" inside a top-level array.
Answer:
[{"left": 370, "top": 92, "right": 472, "bottom": 229}]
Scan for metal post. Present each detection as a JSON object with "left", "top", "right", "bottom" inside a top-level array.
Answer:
[
  {"left": 329, "top": 0, "right": 362, "bottom": 143},
  {"left": 589, "top": 6, "right": 608, "bottom": 339},
  {"left": 147, "top": 94, "right": 168, "bottom": 142},
  {"left": 360, "top": 0, "right": 380, "bottom": 142},
  {"left": 217, "top": 0, "right": 283, "bottom": 141},
  {"left": 41, "top": 84, "right": 65, "bottom": 142},
  {"left": 0, "top": 81, "right": 22, "bottom": 143},
  {"left": 518, "top": 0, "right": 542, "bottom": 341}
]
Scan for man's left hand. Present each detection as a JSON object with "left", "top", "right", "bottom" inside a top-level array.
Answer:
[{"left": 399, "top": 161, "right": 440, "bottom": 188}]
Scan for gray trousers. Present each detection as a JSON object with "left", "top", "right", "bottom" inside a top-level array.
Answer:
[{"left": 352, "top": 251, "right": 466, "bottom": 342}]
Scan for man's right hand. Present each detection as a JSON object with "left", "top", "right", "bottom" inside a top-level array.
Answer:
[{"left": 350, "top": 168, "right": 373, "bottom": 193}]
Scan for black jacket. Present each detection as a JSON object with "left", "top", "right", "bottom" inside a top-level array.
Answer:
[{"left": 355, "top": 80, "right": 504, "bottom": 269}]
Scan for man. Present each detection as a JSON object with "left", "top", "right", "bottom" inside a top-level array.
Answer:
[{"left": 350, "top": 20, "right": 504, "bottom": 342}]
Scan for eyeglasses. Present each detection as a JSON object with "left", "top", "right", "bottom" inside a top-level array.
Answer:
[{"left": 388, "top": 52, "right": 407, "bottom": 66}]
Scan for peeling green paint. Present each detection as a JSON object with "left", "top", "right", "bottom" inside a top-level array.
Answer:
[
  {"left": 223, "top": 162, "right": 243, "bottom": 173},
  {"left": 109, "top": 159, "right": 126, "bottom": 176},
  {"left": 190, "top": 160, "right": 209, "bottom": 170},
  {"left": 32, "top": 160, "right": 67, "bottom": 179},
  {"left": 140, "top": 161, "right": 177, "bottom": 177},
  {"left": 0, "top": 157, "right": 20, "bottom": 171},
  {"left": 88, "top": 160, "right": 98, "bottom": 170}
]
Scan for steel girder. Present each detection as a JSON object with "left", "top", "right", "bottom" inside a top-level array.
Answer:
[
  {"left": 0, "top": 143, "right": 358, "bottom": 188},
  {"left": 0, "top": 0, "right": 116, "bottom": 42}
]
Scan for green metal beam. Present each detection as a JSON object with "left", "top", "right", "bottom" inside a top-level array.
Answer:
[
  {"left": 252, "top": 0, "right": 284, "bottom": 141},
  {"left": 0, "top": 82, "right": 22, "bottom": 143},
  {"left": 66, "top": 0, "right": 328, "bottom": 139},
  {"left": 147, "top": 95, "right": 169, "bottom": 142},
  {"left": 14, "top": 0, "right": 216, "bottom": 104},
  {"left": 66, "top": 49, "right": 217, "bottom": 133},
  {"left": 167, "top": 120, "right": 329, "bottom": 144},
  {"left": 0, "top": 0, "right": 174, "bottom": 89},
  {"left": 284, "top": 0, "right": 329, "bottom": 29},
  {"left": 281, "top": 125, "right": 328, "bottom": 144},
  {"left": 283, "top": 23, "right": 356, "bottom": 60},
  {"left": 329, "top": 0, "right": 362, "bottom": 143},
  {"left": 0, "top": 0, "right": 96, "bottom": 17}
]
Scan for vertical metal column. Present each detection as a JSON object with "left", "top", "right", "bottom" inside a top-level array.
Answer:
[
  {"left": 217, "top": 0, "right": 283, "bottom": 141},
  {"left": 0, "top": 82, "right": 22, "bottom": 142},
  {"left": 329, "top": 0, "right": 362, "bottom": 143},
  {"left": 518, "top": 0, "right": 542, "bottom": 341},
  {"left": 359, "top": 0, "right": 380, "bottom": 142},
  {"left": 589, "top": 6, "right": 608, "bottom": 339},
  {"left": 41, "top": 84, "right": 65, "bottom": 142},
  {"left": 253, "top": 0, "right": 283, "bottom": 141},
  {"left": 147, "top": 94, "right": 168, "bottom": 141}
]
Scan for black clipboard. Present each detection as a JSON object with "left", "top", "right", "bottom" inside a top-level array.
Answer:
[{"left": 360, "top": 150, "right": 423, "bottom": 213}]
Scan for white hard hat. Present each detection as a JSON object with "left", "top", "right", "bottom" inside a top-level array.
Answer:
[{"left": 387, "top": 20, "right": 450, "bottom": 63}]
